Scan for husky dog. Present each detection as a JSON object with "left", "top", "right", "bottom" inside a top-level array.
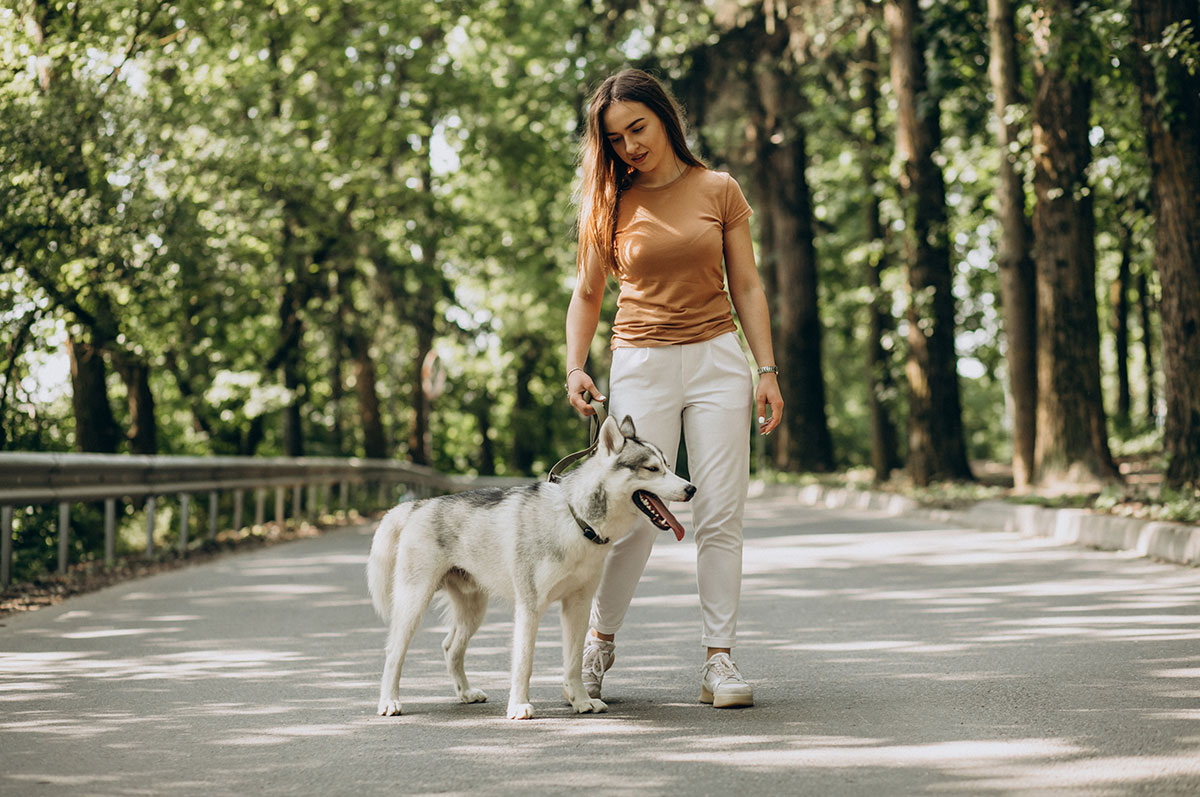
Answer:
[{"left": 367, "top": 414, "right": 695, "bottom": 720}]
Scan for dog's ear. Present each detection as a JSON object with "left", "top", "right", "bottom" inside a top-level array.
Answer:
[
  {"left": 598, "top": 415, "right": 626, "bottom": 455},
  {"left": 619, "top": 415, "right": 637, "bottom": 439}
]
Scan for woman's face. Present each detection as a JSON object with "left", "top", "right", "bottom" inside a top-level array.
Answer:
[{"left": 602, "top": 100, "right": 674, "bottom": 177}]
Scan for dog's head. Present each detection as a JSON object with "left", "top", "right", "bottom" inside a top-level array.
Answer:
[{"left": 597, "top": 415, "right": 696, "bottom": 540}]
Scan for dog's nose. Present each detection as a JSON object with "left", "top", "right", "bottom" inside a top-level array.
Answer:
[{"left": 684, "top": 484, "right": 697, "bottom": 501}]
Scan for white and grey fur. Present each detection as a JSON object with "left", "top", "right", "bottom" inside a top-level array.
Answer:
[{"left": 367, "top": 414, "right": 695, "bottom": 720}]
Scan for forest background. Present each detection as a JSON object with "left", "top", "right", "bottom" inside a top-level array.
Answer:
[{"left": 2, "top": 0, "right": 1199, "bottom": 579}]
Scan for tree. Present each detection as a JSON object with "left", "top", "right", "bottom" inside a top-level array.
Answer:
[
  {"left": 749, "top": 10, "right": 835, "bottom": 473},
  {"left": 2, "top": 0, "right": 177, "bottom": 454},
  {"left": 1130, "top": 0, "right": 1200, "bottom": 489},
  {"left": 1030, "top": 0, "right": 1118, "bottom": 486},
  {"left": 856, "top": 16, "right": 902, "bottom": 479},
  {"left": 885, "top": 0, "right": 973, "bottom": 485},
  {"left": 987, "top": 0, "right": 1037, "bottom": 489}
]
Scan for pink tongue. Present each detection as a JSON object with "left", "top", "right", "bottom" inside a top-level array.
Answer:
[{"left": 642, "top": 491, "right": 685, "bottom": 541}]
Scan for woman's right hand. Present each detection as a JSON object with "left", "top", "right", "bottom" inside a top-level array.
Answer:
[{"left": 566, "top": 369, "right": 606, "bottom": 416}]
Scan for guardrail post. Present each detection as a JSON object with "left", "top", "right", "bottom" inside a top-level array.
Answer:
[
  {"left": 208, "top": 492, "right": 219, "bottom": 542},
  {"left": 292, "top": 484, "right": 302, "bottom": 525},
  {"left": 145, "top": 496, "right": 156, "bottom": 556},
  {"left": 275, "top": 488, "right": 285, "bottom": 528},
  {"left": 307, "top": 484, "right": 317, "bottom": 520},
  {"left": 255, "top": 488, "right": 265, "bottom": 527},
  {"left": 104, "top": 498, "right": 116, "bottom": 566},
  {"left": 340, "top": 481, "right": 349, "bottom": 511},
  {"left": 178, "top": 493, "right": 191, "bottom": 553},
  {"left": 1, "top": 506, "right": 13, "bottom": 588},
  {"left": 58, "top": 502, "right": 70, "bottom": 574},
  {"left": 233, "top": 489, "right": 244, "bottom": 532}
]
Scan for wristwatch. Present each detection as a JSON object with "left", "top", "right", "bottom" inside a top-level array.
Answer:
[{"left": 756, "top": 365, "right": 779, "bottom": 376}]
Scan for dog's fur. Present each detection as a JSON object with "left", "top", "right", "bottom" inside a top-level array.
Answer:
[{"left": 367, "top": 414, "right": 694, "bottom": 719}]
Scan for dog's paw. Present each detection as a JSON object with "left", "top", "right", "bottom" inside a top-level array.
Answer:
[
  {"left": 377, "top": 699, "right": 403, "bottom": 717},
  {"left": 458, "top": 688, "right": 488, "bottom": 704},
  {"left": 572, "top": 698, "right": 608, "bottom": 714},
  {"left": 506, "top": 702, "right": 535, "bottom": 720}
]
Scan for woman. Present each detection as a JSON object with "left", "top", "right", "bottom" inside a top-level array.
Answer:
[{"left": 564, "top": 68, "right": 784, "bottom": 708}]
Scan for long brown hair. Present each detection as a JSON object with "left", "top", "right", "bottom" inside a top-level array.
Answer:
[{"left": 577, "top": 69, "right": 705, "bottom": 273}]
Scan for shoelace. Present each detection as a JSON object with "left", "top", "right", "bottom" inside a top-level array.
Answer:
[
  {"left": 583, "top": 640, "right": 613, "bottom": 680},
  {"left": 705, "top": 655, "right": 743, "bottom": 682}
]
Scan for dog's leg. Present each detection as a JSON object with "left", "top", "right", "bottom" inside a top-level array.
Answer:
[
  {"left": 559, "top": 588, "right": 607, "bottom": 714},
  {"left": 441, "top": 585, "right": 488, "bottom": 704},
  {"left": 506, "top": 601, "right": 544, "bottom": 720},
  {"left": 377, "top": 579, "right": 438, "bottom": 717}
]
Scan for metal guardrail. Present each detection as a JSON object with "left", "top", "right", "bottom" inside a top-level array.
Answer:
[{"left": 0, "top": 452, "right": 527, "bottom": 588}]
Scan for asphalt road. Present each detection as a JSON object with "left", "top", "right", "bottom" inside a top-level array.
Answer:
[{"left": 1, "top": 496, "right": 1198, "bottom": 796}]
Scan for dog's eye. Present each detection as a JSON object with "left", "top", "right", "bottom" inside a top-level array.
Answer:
[{"left": 644, "top": 465, "right": 660, "bottom": 472}]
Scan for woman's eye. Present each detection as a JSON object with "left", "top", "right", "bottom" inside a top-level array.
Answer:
[{"left": 632, "top": 127, "right": 644, "bottom": 134}]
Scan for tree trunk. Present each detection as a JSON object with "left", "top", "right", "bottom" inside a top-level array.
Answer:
[
  {"left": 746, "top": 39, "right": 833, "bottom": 473},
  {"left": 65, "top": 335, "right": 121, "bottom": 453},
  {"left": 471, "top": 387, "right": 496, "bottom": 477},
  {"left": 764, "top": 110, "right": 834, "bottom": 472},
  {"left": 277, "top": 277, "right": 306, "bottom": 458},
  {"left": 1, "top": 314, "right": 37, "bottom": 450},
  {"left": 408, "top": 305, "right": 435, "bottom": 467},
  {"left": 114, "top": 356, "right": 158, "bottom": 455},
  {"left": 337, "top": 266, "right": 387, "bottom": 460},
  {"left": 747, "top": 107, "right": 786, "bottom": 470},
  {"left": 858, "top": 24, "right": 902, "bottom": 480},
  {"left": 406, "top": 126, "right": 440, "bottom": 468},
  {"left": 1131, "top": 0, "right": 1200, "bottom": 488},
  {"left": 987, "top": 0, "right": 1038, "bottom": 489},
  {"left": 885, "top": 0, "right": 973, "bottom": 485},
  {"left": 510, "top": 339, "right": 539, "bottom": 474},
  {"left": 348, "top": 330, "right": 387, "bottom": 460},
  {"left": 1030, "top": 0, "right": 1118, "bottom": 486},
  {"left": 330, "top": 320, "right": 346, "bottom": 457},
  {"left": 1111, "top": 223, "right": 1132, "bottom": 430},
  {"left": 1137, "top": 270, "right": 1157, "bottom": 424}
]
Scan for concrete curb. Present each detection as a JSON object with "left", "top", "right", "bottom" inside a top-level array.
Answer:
[{"left": 749, "top": 481, "right": 1200, "bottom": 567}]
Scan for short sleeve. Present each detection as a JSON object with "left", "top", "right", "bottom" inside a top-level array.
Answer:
[
  {"left": 722, "top": 173, "right": 753, "bottom": 230},
  {"left": 576, "top": 238, "right": 611, "bottom": 299}
]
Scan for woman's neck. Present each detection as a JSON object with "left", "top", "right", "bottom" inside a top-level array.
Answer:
[{"left": 634, "top": 155, "right": 688, "bottom": 189}]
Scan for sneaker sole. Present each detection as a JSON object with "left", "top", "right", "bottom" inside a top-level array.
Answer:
[{"left": 700, "top": 687, "right": 754, "bottom": 708}]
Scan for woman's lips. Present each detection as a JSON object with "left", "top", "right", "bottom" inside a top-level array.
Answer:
[{"left": 631, "top": 152, "right": 648, "bottom": 165}]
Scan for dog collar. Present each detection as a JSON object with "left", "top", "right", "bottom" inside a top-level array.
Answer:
[{"left": 567, "top": 502, "right": 609, "bottom": 545}]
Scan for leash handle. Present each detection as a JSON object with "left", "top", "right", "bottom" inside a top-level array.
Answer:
[
  {"left": 583, "top": 390, "right": 608, "bottom": 447},
  {"left": 548, "top": 393, "right": 609, "bottom": 483}
]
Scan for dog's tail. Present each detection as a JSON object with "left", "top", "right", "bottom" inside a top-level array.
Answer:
[{"left": 367, "top": 502, "right": 416, "bottom": 621}]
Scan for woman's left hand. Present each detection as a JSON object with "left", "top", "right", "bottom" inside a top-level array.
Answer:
[{"left": 756, "top": 375, "right": 783, "bottom": 436}]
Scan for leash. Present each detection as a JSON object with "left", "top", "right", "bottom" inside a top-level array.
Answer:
[
  {"left": 547, "top": 393, "right": 608, "bottom": 484},
  {"left": 548, "top": 393, "right": 610, "bottom": 545}
]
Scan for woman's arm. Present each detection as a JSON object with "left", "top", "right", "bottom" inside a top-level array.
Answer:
[
  {"left": 724, "top": 220, "right": 784, "bottom": 436},
  {"left": 565, "top": 249, "right": 609, "bottom": 416}
]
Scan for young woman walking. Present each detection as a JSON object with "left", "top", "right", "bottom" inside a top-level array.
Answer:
[{"left": 564, "top": 68, "right": 784, "bottom": 707}]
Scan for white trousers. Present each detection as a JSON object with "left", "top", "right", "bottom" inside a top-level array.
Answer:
[{"left": 590, "top": 331, "right": 753, "bottom": 649}]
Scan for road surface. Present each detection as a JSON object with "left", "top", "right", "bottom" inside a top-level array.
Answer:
[{"left": 2, "top": 496, "right": 1198, "bottom": 795}]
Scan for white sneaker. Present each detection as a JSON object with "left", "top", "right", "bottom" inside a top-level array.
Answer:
[
  {"left": 700, "top": 652, "right": 754, "bottom": 708},
  {"left": 581, "top": 633, "right": 615, "bottom": 699}
]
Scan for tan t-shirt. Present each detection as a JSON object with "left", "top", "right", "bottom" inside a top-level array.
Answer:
[{"left": 594, "top": 167, "right": 753, "bottom": 349}]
